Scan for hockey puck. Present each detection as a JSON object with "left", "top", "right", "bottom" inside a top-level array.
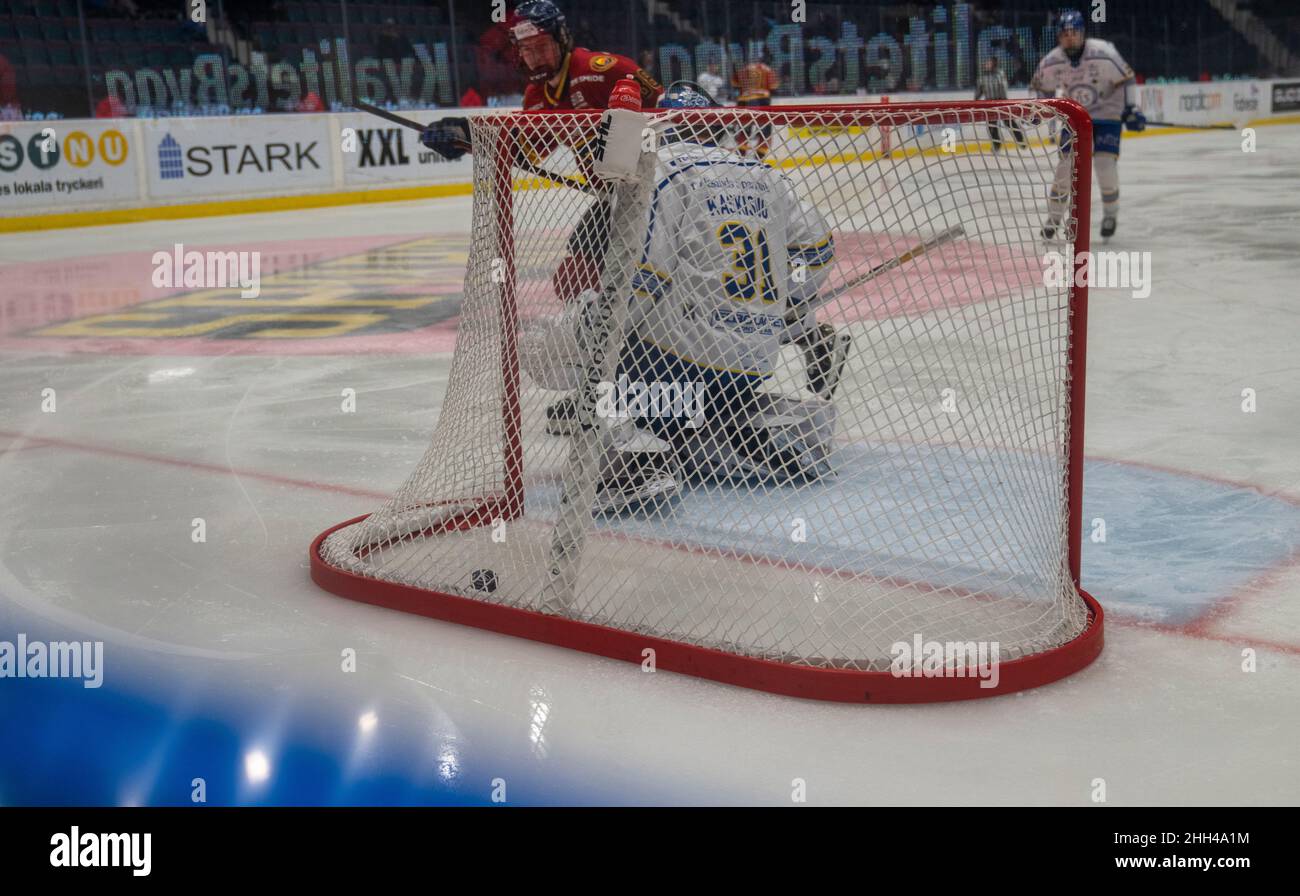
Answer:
[{"left": 470, "top": 569, "right": 498, "bottom": 593}]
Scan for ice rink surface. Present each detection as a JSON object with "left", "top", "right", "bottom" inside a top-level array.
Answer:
[{"left": 1, "top": 123, "right": 1297, "bottom": 805}]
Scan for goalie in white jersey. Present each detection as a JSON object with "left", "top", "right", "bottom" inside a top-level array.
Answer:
[
  {"left": 1031, "top": 9, "right": 1146, "bottom": 238},
  {"left": 524, "top": 81, "right": 848, "bottom": 512}
]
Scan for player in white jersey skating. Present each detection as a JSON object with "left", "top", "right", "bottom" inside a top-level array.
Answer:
[
  {"left": 522, "top": 81, "right": 847, "bottom": 512},
  {"left": 1030, "top": 9, "right": 1146, "bottom": 239}
]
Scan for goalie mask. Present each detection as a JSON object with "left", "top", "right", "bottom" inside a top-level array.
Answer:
[
  {"left": 511, "top": 0, "right": 572, "bottom": 83},
  {"left": 657, "top": 80, "right": 728, "bottom": 145}
]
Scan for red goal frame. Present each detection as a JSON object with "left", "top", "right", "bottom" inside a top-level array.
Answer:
[{"left": 310, "top": 99, "right": 1102, "bottom": 703}]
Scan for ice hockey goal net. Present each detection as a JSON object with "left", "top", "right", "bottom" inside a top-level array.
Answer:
[{"left": 312, "top": 99, "right": 1102, "bottom": 702}]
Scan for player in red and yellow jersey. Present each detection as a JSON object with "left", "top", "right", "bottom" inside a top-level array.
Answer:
[
  {"left": 419, "top": 2, "right": 661, "bottom": 161},
  {"left": 509, "top": 0, "right": 663, "bottom": 313},
  {"left": 514, "top": 1, "right": 664, "bottom": 433},
  {"left": 732, "top": 58, "right": 779, "bottom": 104},
  {"left": 731, "top": 56, "right": 780, "bottom": 159},
  {"left": 422, "top": 2, "right": 661, "bottom": 298},
  {"left": 420, "top": 1, "right": 663, "bottom": 435},
  {"left": 512, "top": 0, "right": 661, "bottom": 187},
  {"left": 515, "top": 8, "right": 661, "bottom": 112}
]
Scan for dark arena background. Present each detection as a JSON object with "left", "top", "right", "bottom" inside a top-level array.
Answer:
[{"left": 2, "top": 0, "right": 1299, "bottom": 117}]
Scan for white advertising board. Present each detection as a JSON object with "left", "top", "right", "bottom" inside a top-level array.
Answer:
[
  {"left": 1, "top": 80, "right": 1293, "bottom": 220},
  {"left": 0, "top": 119, "right": 140, "bottom": 211},
  {"left": 336, "top": 111, "right": 474, "bottom": 187},
  {"left": 140, "top": 113, "right": 335, "bottom": 200}
]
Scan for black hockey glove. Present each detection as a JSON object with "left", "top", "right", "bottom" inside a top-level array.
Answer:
[{"left": 420, "top": 117, "right": 472, "bottom": 160}]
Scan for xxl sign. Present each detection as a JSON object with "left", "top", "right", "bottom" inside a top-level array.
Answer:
[{"left": 337, "top": 119, "right": 472, "bottom": 186}]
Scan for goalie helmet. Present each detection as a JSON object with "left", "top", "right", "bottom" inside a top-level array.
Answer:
[
  {"left": 657, "top": 80, "right": 720, "bottom": 109},
  {"left": 511, "top": 0, "right": 572, "bottom": 83},
  {"left": 657, "top": 80, "right": 728, "bottom": 146}
]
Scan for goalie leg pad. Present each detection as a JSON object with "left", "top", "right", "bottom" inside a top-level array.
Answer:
[
  {"left": 520, "top": 299, "right": 588, "bottom": 392},
  {"left": 521, "top": 290, "right": 610, "bottom": 396},
  {"left": 733, "top": 394, "right": 837, "bottom": 484},
  {"left": 592, "top": 420, "right": 681, "bottom": 514},
  {"left": 678, "top": 393, "right": 838, "bottom": 485}
]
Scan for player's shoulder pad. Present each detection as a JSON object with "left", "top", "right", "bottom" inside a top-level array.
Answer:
[
  {"left": 577, "top": 48, "right": 634, "bottom": 75},
  {"left": 597, "top": 49, "right": 663, "bottom": 99},
  {"left": 661, "top": 141, "right": 708, "bottom": 165},
  {"left": 1084, "top": 38, "right": 1121, "bottom": 57},
  {"left": 1085, "top": 38, "right": 1133, "bottom": 72},
  {"left": 1037, "top": 46, "right": 1068, "bottom": 68}
]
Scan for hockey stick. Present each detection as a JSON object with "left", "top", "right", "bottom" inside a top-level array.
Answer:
[
  {"left": 781, "top": 224, "right": 965, "bottom": 399},
  {"left": 352, "top": 100, "right": 595, "bottom": 194},
  {"left": 352, "top": 98, "right": 431, "bottom": 132},
  {"left": 1142, "top": 120, "right": 1237, "bottom": 130},
  {"left": 795, "top": 224, "right": 966, "bottom": 319},
  {"left": 784, "top": 224, "right": 965, "bottom": 333}
]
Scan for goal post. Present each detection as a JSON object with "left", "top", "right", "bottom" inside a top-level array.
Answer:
[{"left": 311, "top": 99, "right": 1102, "bottom": 703}]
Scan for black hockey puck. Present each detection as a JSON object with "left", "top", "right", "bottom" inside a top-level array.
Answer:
[{"left": 470, "top": 569, "right": 498, "bottom": 593}]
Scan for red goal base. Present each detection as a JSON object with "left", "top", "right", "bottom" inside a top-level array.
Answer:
[{"left": 310, "top": 516, "right": 1103, "bottom": 704}]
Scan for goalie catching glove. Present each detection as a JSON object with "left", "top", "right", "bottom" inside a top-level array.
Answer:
[{"left": 420, "top": 116, "right": 472, "bottom": 160}]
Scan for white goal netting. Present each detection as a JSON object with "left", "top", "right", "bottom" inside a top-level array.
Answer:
[{"left": 318, "top": 101, "right": 1094, "bottom": 683}]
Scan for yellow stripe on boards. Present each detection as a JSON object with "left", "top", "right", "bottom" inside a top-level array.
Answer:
[{"left": 0, "top": 183, "right": 474, "bottom": 234}]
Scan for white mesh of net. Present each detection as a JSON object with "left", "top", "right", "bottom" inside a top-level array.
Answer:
[{"left": 320, "top": 102, "right": 1090, "bottom": 671}]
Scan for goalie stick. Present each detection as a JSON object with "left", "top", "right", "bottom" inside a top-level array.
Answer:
[
  {"left": 352, "top": 100, "right": 595, "bottom": 194},
  {"left": 785, "top": 223, "right": 966, "bottom": 327},
  {"left": 825, "top": 224, "right": 966, "bottom": 304},
  {"left": 783, "top": 224, "right": 965, "bottom": 399}
]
